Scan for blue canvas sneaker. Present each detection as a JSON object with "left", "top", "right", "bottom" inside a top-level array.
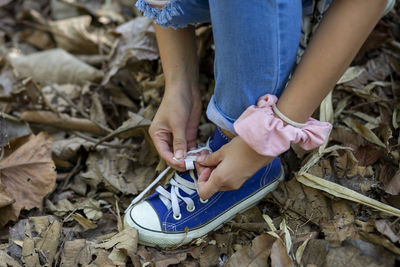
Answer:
[{"left": 124, "top": 128, "right": 284, "bottom": 248}]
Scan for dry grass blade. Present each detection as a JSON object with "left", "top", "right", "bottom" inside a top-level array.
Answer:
[{"left": 296, "top": 173, "right": 400, "bottom": 217}]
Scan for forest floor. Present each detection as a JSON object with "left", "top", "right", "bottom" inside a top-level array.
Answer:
[{"left": 1, "top": 0, "right": 400, "bottom": 266}]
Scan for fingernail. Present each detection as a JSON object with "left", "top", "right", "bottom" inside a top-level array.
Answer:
[
  {"left": 175, "top": 150, "right": 184, "bottom": 159},
  {"left": 197, "top": 155, "right": 206, "bottom": 162}
]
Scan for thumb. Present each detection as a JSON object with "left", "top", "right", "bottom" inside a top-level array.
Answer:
[
  {"left": 197, "top": 150, "right": 222, "bottom": 167},
  {"left": 198, "top": 170, "right": 219, "bottom": 200},
  {"left": 172, "top": 127, "right": 187, "bottom": 159}
]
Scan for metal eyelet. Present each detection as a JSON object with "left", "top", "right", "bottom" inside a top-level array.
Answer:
[
  {"left": 173, "top": 214, "right": 182, "bottom": 220},
  {"left": 200, "top": 198, "right": 208, "bottom": 204},
  {"left": 186, "top": 205, "right": 195, "bottom": 212}
]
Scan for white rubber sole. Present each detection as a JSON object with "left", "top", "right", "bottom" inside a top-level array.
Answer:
[{"left": 124, "top": 170, "right": 284, "bottom": 248}]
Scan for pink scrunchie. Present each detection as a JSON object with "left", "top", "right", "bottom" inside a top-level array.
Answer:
[{"left": 233, "top": 94, "right": 332, "bottom": 157}]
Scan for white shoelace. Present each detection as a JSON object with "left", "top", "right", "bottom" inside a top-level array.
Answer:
[{"left": 127, "top": 142, "right": 212, "bottom": 219}]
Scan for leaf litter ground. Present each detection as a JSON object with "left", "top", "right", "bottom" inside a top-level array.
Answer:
[{"left": 1, "top": 0, "right": 400, "bottom": 266}]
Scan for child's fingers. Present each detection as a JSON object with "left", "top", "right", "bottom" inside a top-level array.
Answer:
[
  {"left": 153, "top": 138, "right": 186, "bottom": 171},
  {"left": 172, "top": 128, "right": 187, "bottom": 160},
  {"left": 198, "top": 169, "right": 220, "bottom": 200},
  {"left": 197, "top": 150, "right": 222, "bottom": 167},
  {"left": 197, "top": 167, "right": 212, "bottom": 183}
]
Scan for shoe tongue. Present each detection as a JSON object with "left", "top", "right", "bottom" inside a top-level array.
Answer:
[{"left": 208, "top": 128, "right": 231, "bottom": 152}]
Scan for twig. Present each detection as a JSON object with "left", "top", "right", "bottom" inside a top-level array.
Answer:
[
  {"left": 60, "top": 155, "right": 83, "bottom": 191},
  {"left": 50, "top": 85, "right": 89, "bottom": 118},
  {"left": 93, "top": 118, "right": 148, "bottom": 148},
  {"left": 51, "top": 85, "right": 113, "bottom": 134},
  {"left": 21, "top": 111, "right": 107, "bottom": 136},
  {"left": 0, "top": 147, "right": 4, "bottom": 161},
  {"left": 31, "top": 81, "right": 60, "bottom": 116},
  {"left": 0, "top": 112, "right": 21, "bottom": 122},
  {"left": 72, "top": 131, "right": 139, "bottom": 150}
]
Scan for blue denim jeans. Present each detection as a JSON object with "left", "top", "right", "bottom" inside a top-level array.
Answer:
[{"left": 137, "top": 0, "right": 302, "bottom": 133}]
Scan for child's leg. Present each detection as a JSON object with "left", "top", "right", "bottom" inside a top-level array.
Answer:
[{"left": 206, "top": 0, "right": 303, "bottom": 133}]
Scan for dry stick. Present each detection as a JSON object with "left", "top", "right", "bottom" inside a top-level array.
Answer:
[
  {"left": 60, "top": 155, "right": 82, "bottom": 191},
  {"left": 0, "top": 112, "right": 21, "bottom": 122},
  {"left": 50, "top": 85, "right": 89, "bottom": 117},
  {"left": 93, "top": 118, "right": 148, "bottom": 149},
  {"left": 97, "top": 28, "right": 107, "bottom": 71},
  {"left": 21, "top": 111, "right": 106, "bottom": 135},
  {"left": 0, "top": 147, "right": 4, "bottom": 161},
  {"left": 73, "top": 131, "right": 139, "bottom": 150},
  {"left": 50, "top": 85, "right": 112, "bottom": 134},
  {"left": 33, "top": 83, "right": 60, "bottom": 116}
]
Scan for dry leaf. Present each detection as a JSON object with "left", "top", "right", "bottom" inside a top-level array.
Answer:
[
  {"left": 103, "top": 17, "right": 159, "bottom": 84},
  {"left": 374, "top": 220, "right": 399, "bottom": 243},
  {"left": 271, "top": 179, "right": 332, "bottom": 225},
  {"left": 49, "top": 15, "right": 113, "bottom": 54},
  {"left": 226, "top": 233, "right": 275, "bottom": 267},
  {"left": 0, "top": 133, "right": 56, "bottom": 226},
  {"left": 343, "top": 118, "right": 385, "bottom": 148},
  {"left": 335, "top": 150, "right": 366, "bottom": 178},
  {"left": 337, "top": 66, "right": 365, "bottom": 84},
  {"left": 325, "top": 246, "right": 381, "bottom": 267},
  {"left": 296, "top": 173, "right": 400, "bottom": 217},
  {"left": 78, "top": 147, "right": 154, "bottom": 195},
  {"left": 72, "top": 213, "right": 97, "bottom": 230},
  {"left": 384, "top": 168, "right": 400, "bottom": 195},
  {"left": 60, "top": 239, "right": 93, "bottom": 267},
  {"left": 352, "top": 145, "right": 382, "bottom": 166},
  {"left": 21, "top": 218, "right": 62, "bottom": 266},
  {"left": 320, "top": 220, "right": 358, "bottom": 246},
  {"left": 300, "top": 239, "right": 329, "bottom": 266},
  {"left": 270, "top": 238, "right": 294, "bottom": 267},
  {"left": 95, "top": 228, "right": 138, "bottom": 263},
  {"left": 10, "top": 48, "right": 103, "bottom": 85}
]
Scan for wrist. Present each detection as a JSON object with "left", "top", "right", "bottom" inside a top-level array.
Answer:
[{"left": 235, "top": 136, "right": 272, "bottom": 165}]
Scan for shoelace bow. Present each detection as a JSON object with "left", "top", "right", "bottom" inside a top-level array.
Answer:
[{"left": 127, "top": 143, "right": 212, "bottom": 219}]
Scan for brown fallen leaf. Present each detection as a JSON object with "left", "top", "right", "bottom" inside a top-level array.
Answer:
[
  {"left": 95, "top": 228, "right": 138, "bottom": 263},
  {"left": 300, "top": 239, "right": 329, "bottom": 266},
  {"left": 374, "top": 220, "right": 399, "bottom": 243},
  {"left": 0, "top": 250, "right": 21, "bottom": 267},
  {"left": 20, "top": 217, "right": 62, "bottom": 267},
  {"left": 320, "top": 220, "right": 358, "bottom": 246},
  {"left": 335, "top": 149, "right": 366, "bottom": 178},
  {"left": 270, "top": 179, "right": 332, "bottom": 225},
  {"left": 10, "top": 48, "right": 103, "bottom": 85},
  {"left": 0, "top": 132, "right": 56, "bottom": 226},
  {"left": 0, "top": 180, "right": 14, "bottom": 208},
  {"left": 384, "top": 168, "right": 400, "bottom": 195},
  {"left": 226, "top": 233, "right": 276, "bottom": 267},
  {"left": 343, "top": 118, "right": 385, "bottom": 148},
  {"left": 103, "top": 17, "right": 159, "bottom": 84},
  {"left": 325, "top": 246, "right": 381, "bottom": 267},
  {"left": 352, "top": 144, "right": 382, "bottom": 166},
  {"left": 270, "top": 238, "right": 294, "bottom": 267},
  {"left": 60, "top": 239, "right": 93, "bottom": 267},
  {"left": 49, "top": 15, "right": 113, "bottom": 54},
  {"left": 72, "top": 213, "right": 97, "bottom": 230}
]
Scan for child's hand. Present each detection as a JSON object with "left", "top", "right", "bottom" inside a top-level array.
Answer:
[
  {"left": 149, "top": 88, "right": 201, "bottom": 171},
  {"left": 196, "top": 136, "right": 273, "bottom": 199}
]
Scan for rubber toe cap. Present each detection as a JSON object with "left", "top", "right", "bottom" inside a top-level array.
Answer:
[{"left": 125, "top": 201, "right": 161, "bottom": 231}]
